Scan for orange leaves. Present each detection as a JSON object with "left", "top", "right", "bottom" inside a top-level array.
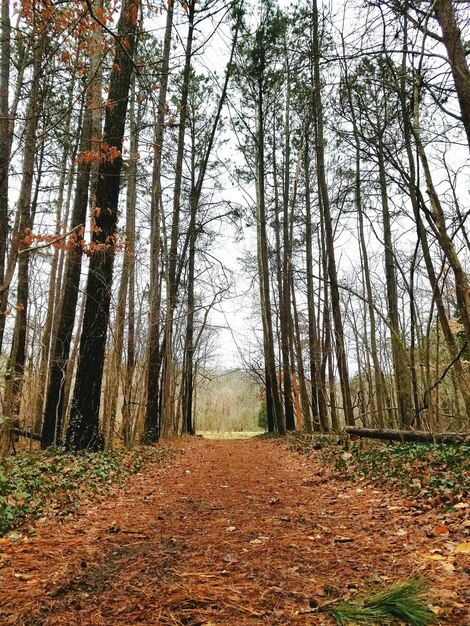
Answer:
[
  {"left": 20, "top": 228, "right": 70, "bottom": 251},
  {"left": 21, "top": 228, "right": 33, "bottom": 247},
  {"left": 76, "top": 141, "right": 122, "bottom": 166},
  {"left": 129, "top": 2, "right": 139, "bottom": 26},
  {"left": 17, "top": 223, "right": 128, "bottom": 259},
  {"left": 60, "top": 50, "right": 73, "bottom": 64}
]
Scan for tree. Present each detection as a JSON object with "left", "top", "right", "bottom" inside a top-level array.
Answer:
[{"left": 66, "top": 0, "right": 139, "bottom": 451}]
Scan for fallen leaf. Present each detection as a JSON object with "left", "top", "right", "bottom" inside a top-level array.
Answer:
[
  {"left": 440, "top": 561, "right": 455, "bottom": 572},
  {"left": 455, "top": 542, "right": 470, "bottom": 554},
  {"left": 428, "top": 605, "right": 443, "bottom": 616},
  {"left": 425, "top": 553, "right": 446, "bottom": 561},
  {"left": 222, "top": 554, "right": 238, "bottom": 563}
]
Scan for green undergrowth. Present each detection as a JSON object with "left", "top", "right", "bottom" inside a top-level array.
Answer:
[
  {"left": 289, "top": 434, "right": 470, "bottom": 504},
  {"left": 330, "top": 577, "right": 436, "bottom": 625},
  {"left": 0, "top": 445, "right": 177, "bottom": 536}
]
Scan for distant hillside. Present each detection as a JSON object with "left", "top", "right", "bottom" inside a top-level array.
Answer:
[{"left": 194, "top": 369, "right": 262, "bottom": 433}]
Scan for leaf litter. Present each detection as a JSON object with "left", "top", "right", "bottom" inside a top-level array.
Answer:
[{"left": 0, "top": 437, "right": 468, "bottom": 624}]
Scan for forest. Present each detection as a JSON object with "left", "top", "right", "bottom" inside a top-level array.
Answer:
[
  {"left": 0, "top": 0, "right": 470, "bottom": 623},
  {"left": 0, "top": 0, "right": 468, "bottom": 450}
]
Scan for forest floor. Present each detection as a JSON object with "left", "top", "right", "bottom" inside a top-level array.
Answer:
[{"left": 0, "top": 437, "right": 469, "bottom": 625}]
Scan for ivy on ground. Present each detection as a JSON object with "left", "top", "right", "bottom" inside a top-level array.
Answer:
[
  {"left": 0, "top": 446, "right": 176, "bottom": 536},
  {"left": 290, "top": 434, "right": 470, "bottom": 505}
]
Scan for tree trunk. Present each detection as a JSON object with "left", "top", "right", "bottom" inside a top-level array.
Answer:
[
  {"left": 291, "top": 282, "right": 312, "bottom": 432},
  {"left": 33, "top": 77, "right": 78, "bottom": 433},
  {"left": 66, "top": 0, "right": 138, "bottom": 451},
  {"left": 0, "top": 0, "right": 10, "bottom": 303},
  {"left": 3, "top": 37, "right": 44, "bottom": 441},
  {"left": 280, "top": 72, "right": 295, "bottom": 431},
  {"left": 377, "top": 140, "right": 413, "bottom": 428},
  {"left": 412, "top": 79, "right": 470, "bottom": 345},
  {"left": 255, "top": 75, "right": 285, "bottom": 435},
  {"left": 161, "top": 0, "right": 195, "bottom": 438},
  {"left": 434, "top": 0, "right": 470, "bottom": 152},
  {"left": 105, "top": 75, "right": 142, "bottom": 448},
  {"left": 311, "top": 0, "right": 353, "bottom": 427},
  {"left": 304, "top": 143, "right": 327, "bottom": 431},
  {"left": 144, "top": 0, "right": 174, "bottom": 442},
  {"left": 346, "top": 426, "right": 469, "bottom": 444},
  {"left": 0, "top": 33, "right": 27, "bottom": 353},
  {"left": 41, "top": 106, "right": 93, "bottom": 447}
]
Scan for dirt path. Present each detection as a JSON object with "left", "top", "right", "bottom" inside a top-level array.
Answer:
[{"left": 0, "top": 438, "right": 468, "bottom": 625}]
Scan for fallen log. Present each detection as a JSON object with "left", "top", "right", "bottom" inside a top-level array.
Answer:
[{"left": 345, "top": 427, "right": 470, "bottom": 445}]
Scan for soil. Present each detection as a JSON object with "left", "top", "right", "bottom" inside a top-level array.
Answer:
[{"left": 0, "top": 437, "right": 469, "bottom": 625}]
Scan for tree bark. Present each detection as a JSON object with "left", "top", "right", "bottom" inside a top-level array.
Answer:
[
  {"left": 255, "top": 71, "right": 285, "bottom": 435},
  {"left": 346, "top": 426, "right": 469, "bottom": 444},
  {"left": 434, "top": 0, "right": 470, "bottom": 152},
  {"left": 377, "top": 139, "right": 413, "bottom": 428},
  {"left": 280, "top": 69, "right": 295, "bottom": 431},
  {"left": 66, "top": 0, "right": 138, "bottom": 450},
  {"left": 161, "top": 0, "right": 195, "bottom": 438},
  {"left": 304, "top": 142, "right": 327, "bottom": 431},
  {"left": 144, "top": 0, "right": 174, "bottom": 442},
  {"left": 311, "top": 0, "right": 353, "bottom": 427},
  {"left": 3, "top": 36, "right": 44, "bottom": 439},
  {"left": 0, "top": 0, "right": 10, "bottom": 303}
]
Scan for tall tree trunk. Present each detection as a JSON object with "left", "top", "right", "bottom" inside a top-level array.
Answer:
[
  {"left": 312, "top": 0, "right": 353, "bottom": 427},
  {"left": 0, "top": 33, "right": 26, "bottom": 353},
  {"left": 144, "top": 0, "right": 174, "bottom": 442},
  {"left": 41, "top": 106, "right": 92, "bottom": 447},
  {"left": 377, "top": 138, "right": 412, "bottom": 428},
  {"left": 304, "top": 143, "right": 327, "bottom": 431},
  {"left": 255, "top": 74, "right": 285, "bottom": 435},
  {"left": 161, "top": 0, "right": 195, "bottom": 438},
  {"left": 0, "top": 0, "right": 10, "bottom": 304},
  {"left": 3, "top": 36, "right": 44, "bottom": 442},
  {"left": 66, "top": 0, "right": 138, "bottom": 451},
  {"left": 33, "top": 77, "right": 78, "bottom": 432},
  {"left": 105, "top": 74, "right": 142, "bottom": 448},
  {"left": 279, "top": 69, "right": 295, "bottom": 430},
  {"left": 181, "top": 190, "right": 197, "bottom": 435},
  {"left": 319, "top": 210, "right": 337, "bottom": 430}
]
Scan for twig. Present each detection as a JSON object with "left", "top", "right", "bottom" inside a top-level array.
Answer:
[{"left": 19, "top": 223, "right": 84, "bottom": 256}]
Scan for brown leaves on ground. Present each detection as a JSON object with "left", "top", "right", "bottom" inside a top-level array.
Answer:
[{"left": 0, "top": 438, "right": 468, "bottom": 625}]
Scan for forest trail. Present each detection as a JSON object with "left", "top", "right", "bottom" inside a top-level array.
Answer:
[{"left": 0, "top": 438, "right": 468, "bottom": 625}]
